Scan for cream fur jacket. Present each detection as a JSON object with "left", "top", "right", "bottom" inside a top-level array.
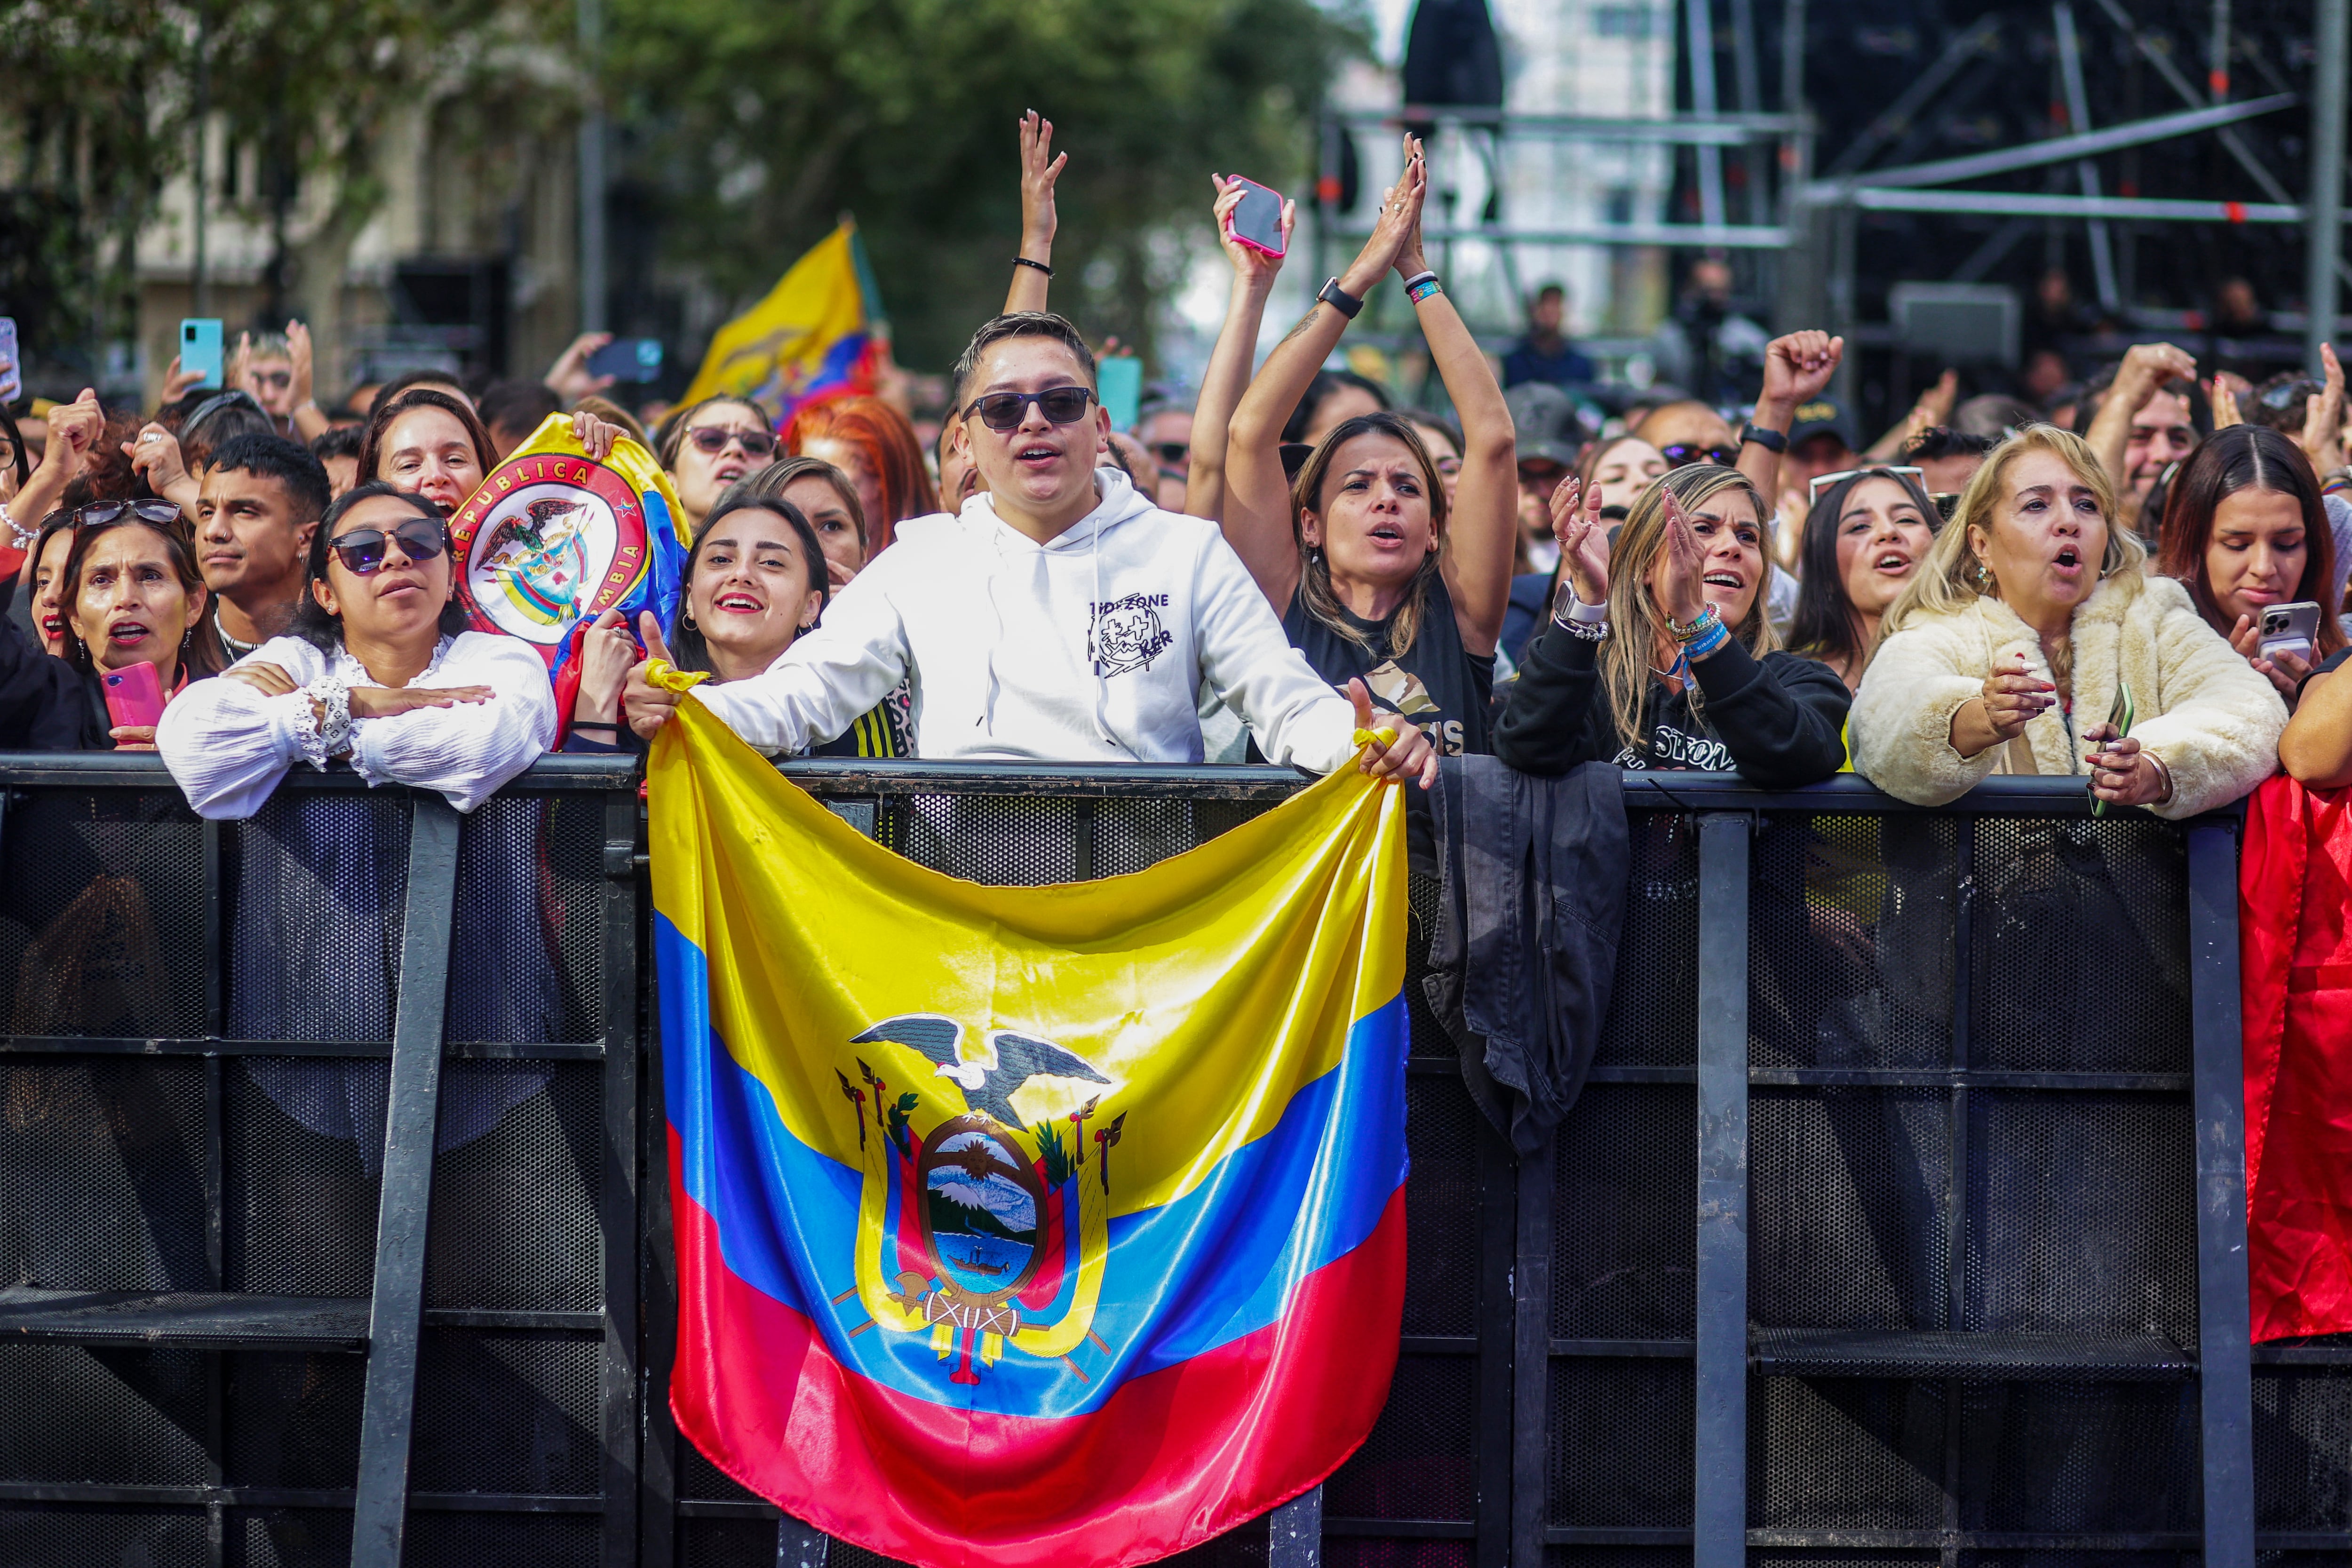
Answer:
[{"left": 1850, "top": 568, "right": 2285, "bottom": 820}]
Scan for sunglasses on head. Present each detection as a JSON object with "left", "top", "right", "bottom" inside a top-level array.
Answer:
[
  {"left": 1808, "top": 464, "right": 1924, "bottom": 501},
  {"left": 964, "top": 386, "right": 1096, "bottom": 431},
  {"left": 1660, "top": 443, "right": 1738, "bottom": 468},
  {"left": 329, "top": 518, "right": 449, "bottom": 576},
  {"left": 685, "top": 424, "right": 778, "bottom": 458},
  {"left": 74, "top": 499, "right": 185, "bottom": 529}
]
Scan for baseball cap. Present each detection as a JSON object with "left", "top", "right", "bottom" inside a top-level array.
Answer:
[
  {"left": 1786, "top": 396, "right": 1858, "bottom": 454},
  {"left": 1507, "top": 382, "right": 1583, "bottom": 470}
]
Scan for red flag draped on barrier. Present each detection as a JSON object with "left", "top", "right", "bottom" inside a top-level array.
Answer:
[{"left": 2242, "top": 772, "right": 2352, "bottom": 1341}]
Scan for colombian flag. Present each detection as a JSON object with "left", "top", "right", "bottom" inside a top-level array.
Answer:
[
  {"left": 650, "top": 696, "right": 1409, "bottom": 1568},
  {"left": 678, "top": 220, "right": 883, "bottom": 422}
]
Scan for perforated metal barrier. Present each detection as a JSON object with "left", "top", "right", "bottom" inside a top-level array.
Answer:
[{"left": 0, "top": 754, "right": 2325, "bottom": 1568}]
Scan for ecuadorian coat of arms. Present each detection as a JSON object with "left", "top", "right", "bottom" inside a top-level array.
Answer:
[{"left": 832, "top": 1014, "right": 1124, "bottom": 1387}]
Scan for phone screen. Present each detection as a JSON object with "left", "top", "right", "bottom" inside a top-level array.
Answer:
[
  {"left": 1229, "top": 180, "right": 1287, "bottom": 256},
  {"left": 588, "top": 337, "right": 663, "bottom": 382},
  {"left": 0, "top": 317, "right": 19, "bottom": 403}
]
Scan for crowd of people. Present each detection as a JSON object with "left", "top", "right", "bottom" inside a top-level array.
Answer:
[{"left": 4, "top": 117, "right": 2347, "bottom": 834}]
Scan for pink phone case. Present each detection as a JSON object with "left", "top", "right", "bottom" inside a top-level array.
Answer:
[
  {"left": 102, "top": 663, "right": 167, "bottom": 731},
  {"left": 1225, "top": 178, "right": 1287, "bottom": 258}
]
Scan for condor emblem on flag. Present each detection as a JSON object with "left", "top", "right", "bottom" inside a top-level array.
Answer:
[
  {"left": 647, "top": 692, "right": 1411, "bottom": 1568},
  {"left": 446, "top": 414, "right": 689, "bottom": 727}
]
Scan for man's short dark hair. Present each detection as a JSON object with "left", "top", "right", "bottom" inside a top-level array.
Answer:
[
  {"left": 949, "top": 312, "right": 1097, "bottom": 415},
  {"left": 309, "top": 425, "right": 362, "bottom": 462},
  {"left": 2248, "top": 371, "right": 2324, "bottom": 435},
  {"left": 1900, "top": 426, "right": 1995, "bottom": 464},
  {"left": 1534, "top": 282, "right": 1565, "bottom": 302},
  {"left": 205, "top": 432, "right": 332, "bottom": 524},
  {"left": 479, "top": 378, "right": 561, "bottom": 437}
]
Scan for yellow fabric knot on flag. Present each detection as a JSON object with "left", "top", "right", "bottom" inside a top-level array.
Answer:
[
  {"left": 646, "top": 659, "right": 710, "bottom": 695},
  {"left": 1353, "top": 726, "right": 1397, "bottom": 753}
]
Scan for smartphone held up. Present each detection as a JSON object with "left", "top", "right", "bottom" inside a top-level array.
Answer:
[{"left": 1224, "top": 178, "right": 1287, "bottom": 258}]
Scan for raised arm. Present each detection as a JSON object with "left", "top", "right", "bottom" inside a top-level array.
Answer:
[
  {"left": 1223, "top": 143, "right": 1426, "bottom": 610},
  {"left": 1740, "top": 331, "right": 1843, "bottom": 502},
  {"left": 1395, "top": 162, "right": 1514, "bottom": 656},
  {"left": 2085, "top": 342, "right": 2196, "bottom": 493},
  {"left": 1183, "top": 176, "right": 1292, "bottom": 523},
  {"left": 1004, "top": 110, "right": 1065, "bottom": 316}
]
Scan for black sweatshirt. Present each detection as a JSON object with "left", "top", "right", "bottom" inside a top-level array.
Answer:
[
  {"left": 1493, "top": 617, "right": 1851, "bottom": 787},
  {"left": 0, "top": 608, "right": 112, "bottom": 750}
]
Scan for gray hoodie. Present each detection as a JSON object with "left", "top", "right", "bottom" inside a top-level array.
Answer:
[{"left": 691, "top": 469, "right": 1360, "bottom": 770}]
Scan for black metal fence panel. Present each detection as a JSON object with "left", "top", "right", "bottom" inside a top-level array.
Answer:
[{"left": 0, "top": 756, "right": 2324, "bottom": 1568}]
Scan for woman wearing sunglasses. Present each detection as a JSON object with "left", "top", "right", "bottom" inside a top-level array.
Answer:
[
  {"left": 157, "top": 483, "right": 556, "bottom": 818},
  {"left": 656, "top": 396, "right": 779, "bottom": 534},
  {"left": 1221, "top": 134, "right": 1519, "bottom": 758},
  {"left": 1783, "top": 467, "right": 1939, "bottom": 691},
  {"left": 0, "top": 499, "right": 220, "bottom": 749}
]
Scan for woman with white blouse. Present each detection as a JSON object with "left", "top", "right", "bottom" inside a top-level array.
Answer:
[
  {"left": 158, "top": 482, "right": 555, "bottom": 817},
  {"left": 157, "top": 481, "right": 561, "bottom": 1160}
]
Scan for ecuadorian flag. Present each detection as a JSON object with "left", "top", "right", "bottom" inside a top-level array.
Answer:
[
  {"left": 677, "top": 220, "right": 883, "bottom": 421},
  {"left": 650, "top": 696, "right": 1409, "bottom": 1568}
]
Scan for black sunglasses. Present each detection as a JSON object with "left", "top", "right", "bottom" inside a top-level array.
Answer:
[
  {"left": 330, "top": 519, "right": 449, "bottom": 576},
  {"left": 964, "top": 386, "right": 1095, "bottom": 431},
  {"left": 686, "top": 425, "right": 778, "bottom": 458},
  {"left": 74, "top": 499, "right": 185, "bottom": 528},
  {"left": 1148, "top": 441, "right": 1189, "bottom": 466},
  {"left": 1659, "top": 443, "right": 1738, "bottom": 469}
]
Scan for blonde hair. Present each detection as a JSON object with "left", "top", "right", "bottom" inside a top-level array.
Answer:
[
  {"left": 1600, "top": 462, "right": 1777, "bottom": 756},
  {"left": 1879, "top": 425, "right": 2145, "bottom": 691}
]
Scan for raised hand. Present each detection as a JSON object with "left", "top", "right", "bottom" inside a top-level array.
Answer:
[
  {"left": 1018, "top": 109, "right": 1066, "bottom": 256},
  {"left": 1210, "top": 174, "right": 1292, "bottom": 286},
  {"left": 1392, "top": 133, "right": 1432, "bottom": 282},
  {"left": 1341, "top": 140, "right": 1427, "bottom": 296},
  {"left": 124, "top": 422, "right": 193, "bottom": 497},
  {"left": 1549, "top": 473, "right": 1610, "bottom": 606},
  {"left": 2115, "top": 342, "right": 2198, "bottom": 413},
  {"left": 1760, "top": 330, "right": 1844, "bottom": 412},
  {"left": 570, "top": 409, "right": 624, "bottom": 461},
  {"left": 161, "top": 357, "right": 207, "bottom": 405},
  {"left": 2211, "top": 376, "right": 2243, "bottom": 430},
  {"left": 1652, "top": 486, "right": 1708, "bottom": 627},
  {"left": 2303, "top": 342, "right": 2345, "bottom": 472},
  {"left": 544, "top": 332, "right": 616, "bottom": 403},
  {"left": 1348, "top": 676, "right": 1439, "bottom": 790},
  {"left": 286, "top": 320, "right": 316, "bottom": 410},
  {"left": 574, "top": 605, "right": 639, "bottom": 723}
]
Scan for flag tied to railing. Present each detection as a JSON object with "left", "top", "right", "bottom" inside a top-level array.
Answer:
[{"left": 647, "top": 696, "right": 1412, "bottom": 1568}]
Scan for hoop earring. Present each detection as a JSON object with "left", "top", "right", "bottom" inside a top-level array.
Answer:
[
  {"left": 1973, "top": 558, "right": 1994, "bottom": 591},
  {"left": 681, "top": 607, "right": 697, "bottom": 629}
]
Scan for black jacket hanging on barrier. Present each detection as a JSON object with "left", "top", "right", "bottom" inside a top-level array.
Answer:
[{"left": 1420, "top": 754, "right": 1629, "bottom": 1155}]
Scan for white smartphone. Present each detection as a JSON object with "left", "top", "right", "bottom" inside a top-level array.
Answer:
[{"left": 2259, "top": 600, "right": 2322, "bottom": 665}]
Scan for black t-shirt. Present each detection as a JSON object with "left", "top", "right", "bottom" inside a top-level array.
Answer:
[{"left": 1280, "top": 570, "right": 1494, "bottom": 756}]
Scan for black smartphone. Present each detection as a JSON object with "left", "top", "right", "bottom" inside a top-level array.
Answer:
[
  {"left": 1226, "top": 178, "right": 1287, "bottom": 258},
  {"left": 587, "top": 337, "right": 663, "bottom": 383}
]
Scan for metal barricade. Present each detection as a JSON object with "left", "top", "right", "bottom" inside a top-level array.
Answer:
[{"left": 0, "top": 753, "right": 2322, "bottom": 1568}]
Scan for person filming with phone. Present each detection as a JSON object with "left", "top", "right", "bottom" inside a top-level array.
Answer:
[
  {"left": 0, "top": 500, "right": 219, "bottom": 750},
  {"left": 2152, "top": 424, "right": 2345, "bottom": 709}
]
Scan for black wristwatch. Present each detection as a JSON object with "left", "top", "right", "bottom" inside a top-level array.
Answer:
[
  {"left": 1317, "top": 278, "right": 1364, "bottom": 320},
  {"left": 1739, "top": 422, "right": 1788, "bottom": 453}
]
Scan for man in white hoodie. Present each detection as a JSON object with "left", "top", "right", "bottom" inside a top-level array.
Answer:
[{"left": 625, "top": 312, "right": 1437, "bottom": 786}]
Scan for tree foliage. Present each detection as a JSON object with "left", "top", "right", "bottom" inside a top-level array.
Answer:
[{"left": 605, "top": 0, "right": 1366, "bottom": 370}]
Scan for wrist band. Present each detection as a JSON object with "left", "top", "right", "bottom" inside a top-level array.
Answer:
[
  {"left": 1013, "top": 256, "right": 1054, "bottom": 277},
  {"left": 1317, "top": 278, "right": 1364, "bottom": 319},
  {"left": 1739, "top": 422, "right": 1788, "bottom": 454},
  {"left": 1685, "top": 614, "right": 1732, "bottom": 661},
  {"left": 570, "top": 721, "right": 620, "bottom": 732},
  {"left": 1401, "top": 269, "right": 1437, "bottom": 291},
  {"left": 1668, "top": 605, "right": 1720, "bottom": 643},
  {"left": 1406, "top": 276, "right": 1443, "bottom": 305}
]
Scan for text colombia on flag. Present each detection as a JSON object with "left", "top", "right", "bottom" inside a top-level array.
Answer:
[{"left": 651, "top": 700, "right": 1410, "bottom": 1568}]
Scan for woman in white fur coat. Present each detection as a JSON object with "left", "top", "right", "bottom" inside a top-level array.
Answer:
[{"left": 1851, "top": 424, "right": 2285, "bottom": 819}]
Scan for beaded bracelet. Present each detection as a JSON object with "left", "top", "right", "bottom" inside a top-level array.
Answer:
[{"left": 1685, "top": 614, "right": 1732, "bottom": 661}]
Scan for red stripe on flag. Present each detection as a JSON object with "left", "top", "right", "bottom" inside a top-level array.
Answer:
[{"left": 668, "top": 1138, "right": 1406, "bottom": 1568}]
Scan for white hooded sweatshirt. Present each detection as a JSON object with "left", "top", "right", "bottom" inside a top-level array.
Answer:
[{"left": 690, "top": 468, "right": 1360, "bottom": 771}]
